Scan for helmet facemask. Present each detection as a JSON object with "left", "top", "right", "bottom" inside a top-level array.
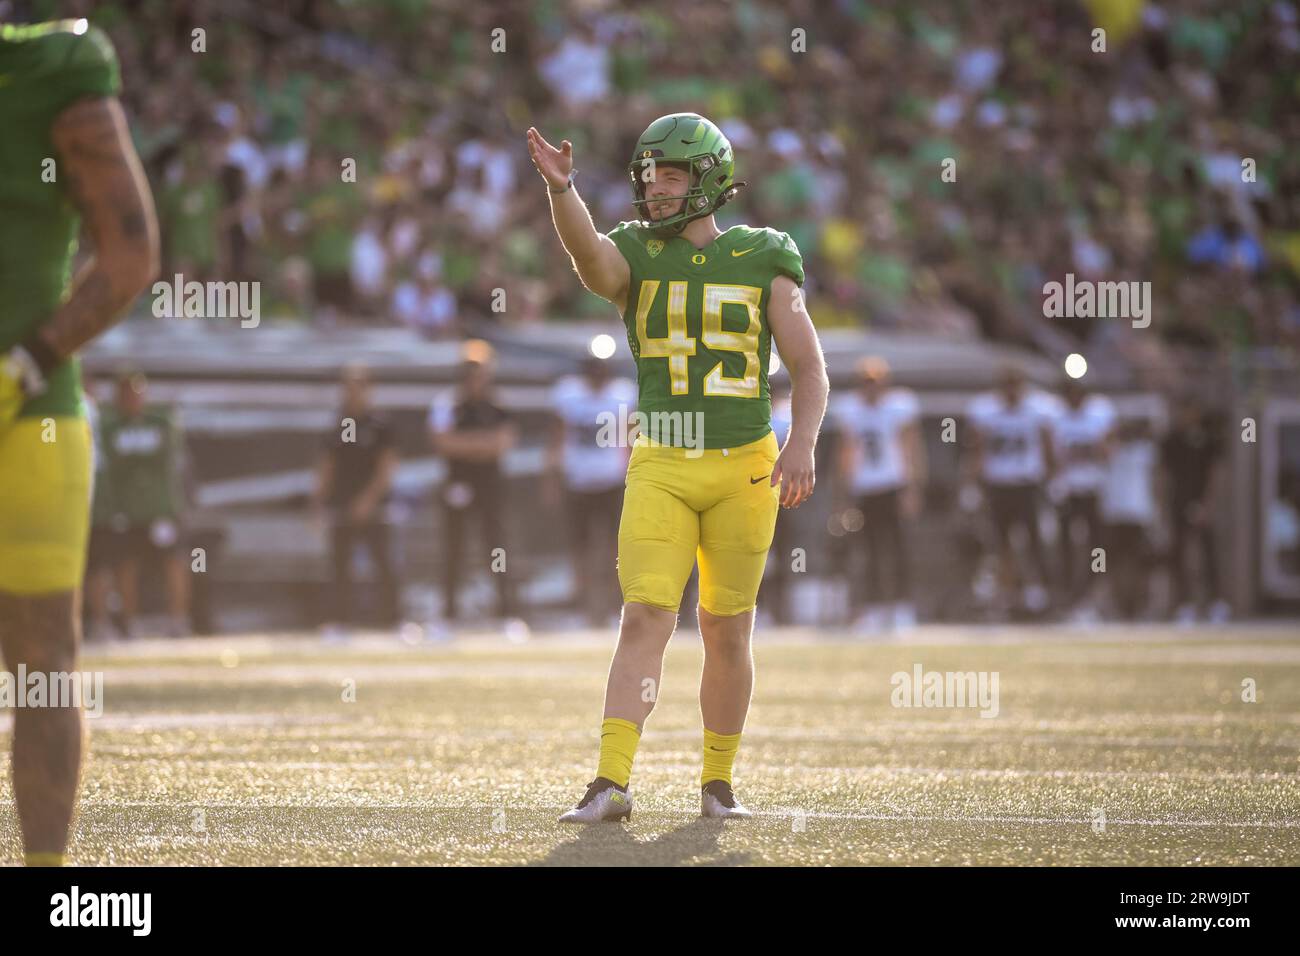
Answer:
[{"left": 628, "top": 154, "right": 739, "bottom": 238}]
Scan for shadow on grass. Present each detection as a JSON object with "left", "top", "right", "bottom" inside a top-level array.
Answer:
[{"left": 531, "top": 817, "right": 753, "bottom": 867}]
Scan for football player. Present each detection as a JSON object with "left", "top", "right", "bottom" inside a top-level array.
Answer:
[
  {"left": 0, "top": 19, "right": 159, "bottom": 865},
  {"left": 834, "top": 357, "right": 925, "bottom": 632},
  {"left": 528, "top": 113, "right": 828, "bottom": 821},
  {"left": 1050, "top": 377, "right": 1115, "bottom": 617},
  {"left": 964, "top": 365, "right": 1058, "bottom": 617}
]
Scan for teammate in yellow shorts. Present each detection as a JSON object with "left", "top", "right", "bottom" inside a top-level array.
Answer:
[
  {"left": 0, "top": 20, "right": 159, "bottom": 865},
  {"left": 529, "top": 114, "right": 829, "bottom": 821}
]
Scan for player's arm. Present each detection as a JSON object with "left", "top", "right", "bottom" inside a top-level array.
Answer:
[
  {"left": 768, "top": 276, "right": 828, "bottom": 509},
  {"left": 526, "top": 127, "right": 629, "bottom": 308},
  {"left": 35, "top": 97, "right": 159, "bottom": 362},
  {"left": 835, "top": 420, "right": 855, "bottom": 484},
  {"left": 431, "top": 417, "right": 513, "bottom": 461},
  {"left": 495, "top": 419, "right": 519, "bottom": 456}
]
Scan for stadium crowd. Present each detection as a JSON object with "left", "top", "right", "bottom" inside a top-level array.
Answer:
[{"left": 27, "top": 0, "right": 1296, "bottom": 368}]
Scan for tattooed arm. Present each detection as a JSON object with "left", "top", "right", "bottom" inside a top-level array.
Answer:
[{"left": 35, "top": 96, "right": 159, "bottom": 360}]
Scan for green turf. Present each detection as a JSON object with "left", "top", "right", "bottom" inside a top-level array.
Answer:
[{"left": 2, "top": 625, "right": 1298, "bottom": 865}]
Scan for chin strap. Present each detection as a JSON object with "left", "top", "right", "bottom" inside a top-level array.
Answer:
[{"left": 638, "top": 179, "right": 747, "bottom": 236}]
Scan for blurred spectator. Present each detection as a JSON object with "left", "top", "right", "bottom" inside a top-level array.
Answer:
[
  {"left": 96, "top": 372, "right": 190, "bottom": 638},
  {"left": 1187, "top": 217, "right": 1266, "bottom": 274},
  {"left": 1101, "top": 417, "right": 1159, "bottom": 621},
  {"left": 391, "top": 252, "right": 458, "bottom": 337},
  {"left": 545, "top": 355, "right": 636, "bottom": 625},
  {"left": 349, "top": 215, "right": 390, "bottom": 316},
  {"left": 1160, "top": 402, "right": 1230, "bottom": 623},
  {"left": 312, "top": 363, "right": 401, "bottom": 634},
  {"left": 964, "top": 365, "right": 1057, "bottom": 616},
  {"left": 429, "top": 340, "right": 518, "bottom": 627},
  {"left": 834, "top": 357, "right": 924, "bottom": 632},
  {"left": 1050, "top": 379, "right": 1115, "bottom": 613},
  {"left": 63, "top": 0, "right": 1289, "bottom": 353}
]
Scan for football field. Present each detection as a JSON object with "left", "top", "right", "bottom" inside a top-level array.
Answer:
[{"left": 3, "top": 624, "right": 1298, "bottom": 866}]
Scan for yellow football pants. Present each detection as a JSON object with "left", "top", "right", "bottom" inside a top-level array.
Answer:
[
  {"left": 618, "top": 431, "right": 780, "bottom": 618},
  {"left": 0, "top": 417, "right": 92, "bottom": 594}
]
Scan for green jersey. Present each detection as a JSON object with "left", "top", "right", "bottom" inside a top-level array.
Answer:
[
  {"left": 607, "top": 221, "right": 804, "bottom": 449},
  {"left": 99, "top": 405, "right": 184, "bottom": 524},
  {"left": 0, "top": 21, "right": 121, "bottom": 419}
]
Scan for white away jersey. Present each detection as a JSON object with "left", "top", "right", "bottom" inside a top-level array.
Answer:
[
  {"left": 968, "top": 390, "right": 1059, "bottom": 486},
  {"left": 1101, "top": 439, "right": 1157, "bottom": 525},
  {"left": 1052, "top": 396, "right": 1116, "bottom": 495},
  {"left": 835, "top": 388, "right": 919, "bottom": 494},
  {"left": 551, "top": 375, "right": 638, "bottom": 492}
]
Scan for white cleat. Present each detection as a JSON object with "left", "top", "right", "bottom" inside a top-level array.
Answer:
[
  {"left": 701, "top": 780, "right": 752, "bottom": 819},
  {"left": 558, "top": 778, "right": 633, "bottom": 823}
]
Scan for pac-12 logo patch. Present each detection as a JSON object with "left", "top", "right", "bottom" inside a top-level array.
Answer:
[{"left": 646, "top": 239, "right": 664, "bottom": 258}]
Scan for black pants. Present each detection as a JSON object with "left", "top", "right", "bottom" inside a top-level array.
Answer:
[
  {"left": 330, "top": 519, "right": 400, "bottom": 626},
  {"left": 986, "top": 482, "right": 1050, "bottom": 591},
  {"left": 1168, "top": 501, "right": 1220, "bottom": 608},
  {"left": 1058, "top": 492, "right": 1102, "bottom": 604},
  {"left": 856, "top": 488, "right": 910, "bottom": 607},
  {"left": 568, "top": 486, "right": 623, "bottom": 621},
  {"left": 442, "top": 483, "right": 513, "bottom": 621},
  {"left": 1106, "top": 522, "right": 1149, "bottom": 620}
]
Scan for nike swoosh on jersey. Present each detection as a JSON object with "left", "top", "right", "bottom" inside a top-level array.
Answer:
[
  {"left": 731, "top": 246, "right": 761, "bottom": 257},
  {"left": 750, "top": 474, "right": 771, "bottom": 484}
]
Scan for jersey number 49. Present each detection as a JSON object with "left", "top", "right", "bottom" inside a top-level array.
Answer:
[{"left": 633, "top": 280, "right": 764, "bottom": 399}]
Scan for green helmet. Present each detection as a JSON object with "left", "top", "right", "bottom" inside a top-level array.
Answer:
[{"left": 627, "top": 113, "right": 744, "bottom": 238}]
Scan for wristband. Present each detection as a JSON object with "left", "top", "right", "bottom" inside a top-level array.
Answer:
[{"left": 549, "top": 170, "right": 577, "bottom": 195}]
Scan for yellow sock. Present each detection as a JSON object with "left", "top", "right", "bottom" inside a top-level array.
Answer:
[
  {"left": 595, "top": 717, "right": 641, "bottom": 789},
  {"left": 25, "top": 852, "right": 65, "bottom": 867},
  {"left": 702, "top": 728, "right": 742, "bottom": 787}
]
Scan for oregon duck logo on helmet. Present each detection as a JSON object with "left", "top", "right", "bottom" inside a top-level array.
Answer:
[{"left": 627, "top": 113, "right": 746, "bottom": 238}]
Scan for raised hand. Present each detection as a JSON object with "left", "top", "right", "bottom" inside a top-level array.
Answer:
[{"left": 526, "top": 127, "right": 573, "bottom": 190}]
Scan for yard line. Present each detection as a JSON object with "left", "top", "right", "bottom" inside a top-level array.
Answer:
[{"left": 64, "top": 802, "right": 1300, "bottom": 828}]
